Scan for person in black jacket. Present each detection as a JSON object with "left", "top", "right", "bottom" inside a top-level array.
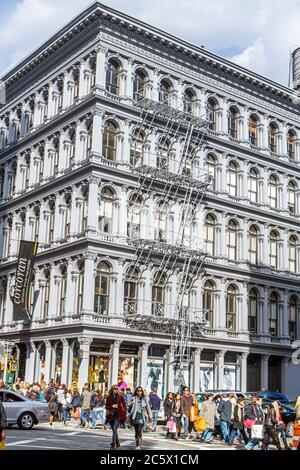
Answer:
[
  {"left": 218, "top": 393, "right": 232, "bottom": 444},
  {"left": 163, "top": 392, "right": 173, "bottom": 438},
  {"left": 228, "top": 397, "right": 248, "bottom": 445},
  {"left": 261, "top": 403, "right": 282, "bottom": 451},
  {"left": 0, "top": 401, "right": 7, "bottom": 444}
]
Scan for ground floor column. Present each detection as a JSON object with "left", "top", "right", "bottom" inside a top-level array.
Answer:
[
  {"left": 240, "top": 352, "right": 248, "bottom": 392},
  {"left": 109, "top": 340, "right": 121, "bottom": 387},
  {"left": 166, "top": 346, "right": 175, "bottom": 393},
  {"left": 25, "top": 342, "right": 37, "bottom": 384},
  {"left": 261, "top": 354, "right": 269, "bottom": 390},
  {"left": 281, "top": 357, "right": 290, "bottom": 394},
  {"left": 67, "top": 342, "right": 75, "bottom": 388},
  {"left": 138, "top": 342, "right": 150, "bottom": 389},
  {"left": 192, "top": 348, "right": 202, "bottom": 394},
  {"left": 44, "top": 340, "right": 54, "bottom": 384},
  {"left": 216, "top": 350, "right": 226, "bottom": 390},
  {"left": 78, "top": 337, "right": 93, "bottom": 391},
  {"left": 61, "top": 338, "right": 72, "bottom": 387}
]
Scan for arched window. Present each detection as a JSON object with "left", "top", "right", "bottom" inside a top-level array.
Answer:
[
  {"left": 228, "top": 106, "right": 239, "bottom": 139},
  {"left": 227, "top": 161, "right": 239, "bottom": 197},
  {"left": 287, "top": 130, "right": 296, "bottom": 160},
  {"left": 269, "top": 175, "right": 278, "bottom": 208},
  {"left": 59, "top": 264, "right": 67, "bottom": 316},
  {"left": 203, "top": 280, "right": 215, "bottom": 328},
  {"left": 124, "top": 266, "right": 139, "bottom": 314},
  {"left": 227, "top": 219, "right": 238, "bottom": 260},
  {"left": 205, "top": 214, "right": 216, "bottom": 256},
  {"left": 183, "top": 88, "right": 196, "bottom": 114},
  {"left": 103, "top": 121, "right": 118, "bottom": 161},
  {"left": 269, "top": 230, "right": 279, "bottom": 269},
  {"left": 152, "top": 271, "right": 166, "bottom": 316},
  {"left": 249, "top": 225, "right": 259, "bottom": 264},
  {"left": 106, "top": 59, "right": 120, "bottom": 95},
  {"left": 133, "top": 69, "right": 147, "bottom": 102},
  {"left": 94, "top": 261, "right": 111, "bottom": 315},
  {"left": 249, "top": 114, "right": 259, "bottom": 146},
  {"left": 288, "top": 181, "right": 296, "bottom": 214},
  {"left": 226, "top": 284, "right": 237, "bottom": 331},
  {"left": 248, "top": 288, "right": 258, "bottom": 333},
  {"left": 269, "top": 292, "right": 278, "bottom": 336},
  {"left": 76, "top": 261, "right": 84, "bottom": 314},
  {"left": 207, "top": 98, "right": 218, "bottom": 131},
  {"left": 249, "top": 168, "right": 259, "bottom": 203},
  {"left": 127, "top": 195, "right": 142, "bottom": 238},
  {"left": 289, "top": 295, "right": 297, "bottom": 339},
  {"left": 205, "top": 154, "right": 217, "bottom": 191},
  {"left": 268, "top": 122, "right": 278, "bottom": 153},
  {"left": 155, "top": 202, "right": 169, "bottom": 242},
  {"left": 157, "top": 137, "right": 170, "bottom": 170},
  {"left": 99, "top": 187, "right": 114, "bottom": 234},
  {"left": 288, "top": 235, "right": 297, "bottom": 273},
  {"left": 159, "top": 79, "right": 172, "bottom": 105},
  {"left": 130, "top": 129, "right": 145, "bottom": 167}
]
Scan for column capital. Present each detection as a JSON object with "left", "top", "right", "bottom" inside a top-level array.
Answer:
[
  {"left": 217, "top": 350, "right": 226, "bottom": 358},
  {"left": 141, "top": 342, "right": 151, "bottom": 351},
  {"left": 194, "top": 348, "right": 203, "bottom": 356},
  {"left": 44, "top": 339, "right": 52, "bottom": 348},
  {"left": 262, "top": 354, "right": 270, "bottom": 361},
  {"left": 78, "top": 337, "right": 93, "bottom": 346},
  {"left": 113, "top": 340, "right": 122, "bottom": 349},
  {"left": 61, "top": 338, "right": 69, "bottom": 347},
  {"left": 240, "top": 352, "right": 249, "bottom": 360}
]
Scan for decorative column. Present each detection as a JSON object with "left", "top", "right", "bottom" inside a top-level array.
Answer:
[
  {"left": 61, "top": 338, "right": 70, "bottom": 386},
  {"left": 192, "top": 348, "right": 202, "bottom": 393},
  {"left": 91, "top": 107, "right": 104, "bottom": 156},
  {"left": 95, "top": 44, "right": 108, "bottom": 94},
  {"left": 82, "top": 252, "right": 96, "bottom": 314},
  {"left": 78, "top": 337, "right": 93, "bottom": 391},
  {"left": 86, "top": 176, "right": 99, "bottom": 235},
  {"left": 109, "top": 340, "right": 121, "bottom": 387},
  {"left": 281, "top": 357, "right": 290, "bottom": 394},
  {"left": 138, "top": 342, "right": 150, "bottom": 388},
  {"left": 25, "top": 342, "right": 37, "bottom": 384},
  {"left": 262, "top": 286, "right": 270, "bottom": 337},
  {"left": 240, "top": 352, "right": 248, "bottom": 392},
  {"left": 166, "top": 345, "right": 175, "bottom": 392},
  {"left": 261, "top": 354, "right": 269, "bottom": 390},
  {"left": 217, "top": 350, "right": 226, "bottom": 389},
  {"left": 44, "top": 340, "right": 54, "bottom": 384}
]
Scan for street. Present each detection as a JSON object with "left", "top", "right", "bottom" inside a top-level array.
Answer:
[{"left": 5, "top": 422, "right": 286, "bottom": 450}]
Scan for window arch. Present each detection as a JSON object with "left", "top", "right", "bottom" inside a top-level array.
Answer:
[
  {"left": 124, "top": 266, "right": 140, "bottom": 314},
  {"left": 248, "top": 167, "right": 259, "bottom": 203},
  {"left": 99, "top": 187, "right": 115, "bottom": 233},
  {"left": 228, "top": 106, "right": 239, "bottom": 139},
  {"left": 207, "top": 98, "right": 218, "bottom": 131},
  {"left": 130, "top": 129, "right": 145, "bottom": 167},
  {"left": 155, "top": 201, "right": 169, "bottom": 242},
  {"left": 288, "top": 235, "right": 298, "bottom": 273},
  {"left": 248, "top": 288, "right": 258, "bottom": 333},
  {"left": 205, "top": 214, "right": 216, "bottom": 256},
  {"left": 227, "top": 219, "right": 238, "bottom": 260},
  {"left": 269, "top": 230, "right": 279, "bottom": 268},
  {"left": 183, "top": 88, "right": 196, "bottom": 114},
  {"left": 269, "top": 174, "right": 278, "bottom": 208},
  {"left": 127, "top": 194, "right": 142, "bottom": 238},
  {"left": 288, "top": 180, "right": 296, "bottom": 214},
  {"left": 249, "top": 224, "right": 259, "bottom": 265},
  {"left": 289, "top": 295, "right": 297, "bottom": 339},
  {"left": 94, "top": 261, "right": 111, "bottom": 315},
  {"left": 103, "top": 121, "right": 118, "bottom": 161},
  {"left": 226, "top": 284, "right": 238, "bottom": 331},
  {"left": 268, "top": 122, "right": 278, "bottom": 153},
  {"left": 249, "top": 114, "right": 259, "bottom": 146},
  {"left": 133, "top": 69, "right": 147, "bottom": 102},
  {"left": 152, "top": 271, "right": 166, "bottom": 316},
  {"left": 205, "top": 154, "right": 217, "bottom": 191},
  {"left": 157, "top": 137, "right": 170, "bottom": 170},
  {"left": 269, "top": 292, "right": 278, "bottom": 336},
  {"left": 287, "top": 130, "right": 296, "bottom": 160},
  {"left": 203, "top": 280, "right": 215, "bottom": 328},
  {"left": 227, "top": 161, "right": 239, "bottom": 197},
  {"left": 159, "top": 78, "right": 172, "bottom": 105},
  {"left": 106, "top": 59, "right": 120, "bottom": 95}
]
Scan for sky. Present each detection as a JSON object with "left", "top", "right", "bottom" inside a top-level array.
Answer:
[{"left": 1, "top": 0, "right": 300, "bottom": 87}]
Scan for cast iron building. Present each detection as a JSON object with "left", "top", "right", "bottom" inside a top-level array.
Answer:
[{"left": 0, "top": 2, "right": 300, "bottom": 397}]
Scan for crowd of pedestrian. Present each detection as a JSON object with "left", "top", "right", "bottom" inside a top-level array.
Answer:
[{"left": 1, "top": 378, "right": 300, "bottom": 451}]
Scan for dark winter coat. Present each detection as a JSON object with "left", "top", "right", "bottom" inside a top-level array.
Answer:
[
  {"left": 164, "top": 399, "right": 173, "bottom": 420},
  {"left": 232, "top": 404, "right": 245, "bottom": 430},
  {"left": 105, "top": 393, "right": 126, "bottom": 424},
  {"left": 218, "top": 400, "right": 233, "bottom": 422},
  {"left": 149, "top": 393, "right": 161, "bottom": 411},
  {"left": 48, "top": 394, "right": 59, "bottom": 414}
]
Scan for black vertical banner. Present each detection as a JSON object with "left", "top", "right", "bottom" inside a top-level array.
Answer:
[{"left": 12, "top": 240, "right": 38, "bottom": 322}]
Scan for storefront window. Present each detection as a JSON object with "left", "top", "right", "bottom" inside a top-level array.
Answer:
[
  {"left": 118, "top": 356, "right": 138, "bottom": 390},
  {"left": 146, "top": 359, "right": 165, "bottom": 398},
  {"left": 89, "top": 356, "right": 109, "bottom": 394}
]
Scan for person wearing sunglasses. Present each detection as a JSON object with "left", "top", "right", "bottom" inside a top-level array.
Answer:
[
  {"left": 128, "top": 386, "right": 152, "bottom": 450},
  {"left": 105, "top": 385, "right": 127, "bottom": 450}
]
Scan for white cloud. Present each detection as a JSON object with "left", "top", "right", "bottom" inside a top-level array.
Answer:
[{"left": 1, "top": 0, "right": 300, "bottom": 86}]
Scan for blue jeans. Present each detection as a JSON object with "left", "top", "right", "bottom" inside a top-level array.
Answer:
[
  {"left": 110, "top": 419, "right": 120, "bottom": 447},
  {"left": 245, "top": 438, "right": 260, "bottom": 450},
  {"left": 202, "top": 428, "right": 213, "bottom": 442},
  {"left": 62, "top": 407, "right": 69, "bottom": 423},
  {"left": 91, "top": 408, "right": 105, "bottom": 428},
  {"left": 221, "top": 420, "right": 230, "bottom": 443},
  {"left": 152, "top": 410, "right": 159, "bottom": 429},
  {"left": 181, "top": 416, "right": 190, "bottom": 438},
  {"left": 81, "top": 408, "right": 90, "bottom": 426}
]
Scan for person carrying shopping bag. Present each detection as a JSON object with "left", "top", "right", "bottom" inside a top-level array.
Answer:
[{"left": 128, "top": 386, "right": 152, "bottom": 450}]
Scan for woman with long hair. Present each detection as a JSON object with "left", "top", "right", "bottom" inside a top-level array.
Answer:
[
  {"left": 163, "top": 392, "right": 173, "bottom": 438},
  {"left": 128, "top": 386, "right": 152, "bottom": 450},
  {"left": 48, "top": 388, "right": 59, "bottom": 426},
  {"left": 105, "top": 385, "right": 126, "bottom": 450},
  {"left": 261, "top": 402, "right": 281, "bottom": 450}
]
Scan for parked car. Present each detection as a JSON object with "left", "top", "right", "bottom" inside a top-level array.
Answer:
[
  {"left": 249, "top": 391, "right": 290, "bottom": 403},
  {"left": 0, "top": 389, "right": 50, "bottom": 430}
]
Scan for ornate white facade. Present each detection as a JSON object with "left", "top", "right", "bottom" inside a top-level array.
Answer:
[{"left": 0, "top": 2, "right": 300, "bottom": 398}]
